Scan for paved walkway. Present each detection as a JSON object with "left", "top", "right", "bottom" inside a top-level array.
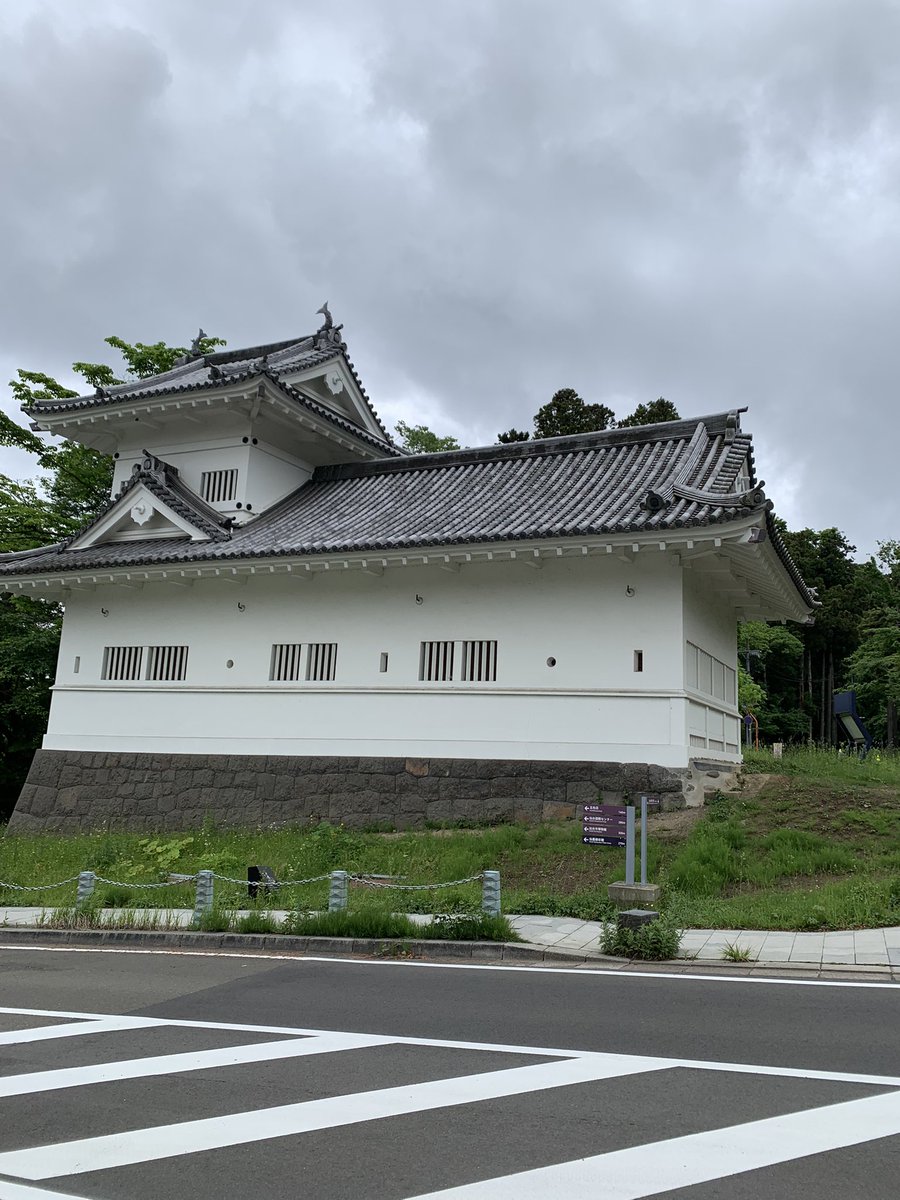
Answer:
[
  {"left": 509, "top": 915, "right": 900, "bottom": 967},
  {"left": 2, "top": 906, "right": 899, "bottom": 968}
]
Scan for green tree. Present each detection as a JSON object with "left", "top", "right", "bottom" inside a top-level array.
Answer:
[
  {"left": 846, "top": 606, "right": 900, "bottom": 745},
  {"left": 781, "top": 527, "right": 892, "bottom": 743},
  {"left": 496, "top": 428, "right": 530, "bottom": 444},
  {"left": 533, "top": 388, "right": 615, "bottom": 439},
  {"left": 738, "top": 620, "right": 807, "bottom": 742},
  {"left": 394, "top": 421, "right": 461, "bottom": 454},
  {"left": 617, "top": 397, "right": 680, "bottom": 428},
  {"left": 738, "top": 665, "right": 766, "bottom": 713},
  {"left": 0, "top": 332, "right": 224, "bottom": 816}
]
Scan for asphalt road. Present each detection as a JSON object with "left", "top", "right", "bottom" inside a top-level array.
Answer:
[{"left": 0, "top": 945, "right": 898, "bottom": 1199}]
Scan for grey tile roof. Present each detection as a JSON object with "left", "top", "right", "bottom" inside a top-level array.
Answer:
[
  {"left": 25, "top": 329, "right": 397, "bottom": 450},
  {"left": 0, "top": 411, "right": 815, "bottom": 610},
  {"left": 114, "top": 453, "right": 234, "bottom": 542}
]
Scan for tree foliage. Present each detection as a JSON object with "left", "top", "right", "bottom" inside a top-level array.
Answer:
[
  {"left": 846, "top": 606, "right": 900, "bottom": 744},
  {"left": 617, "top": 397, "right": 680, "bottom": 428},
  {"left": 497, "top": 391, "right": 679, "bottom": 442},
  {"left": 394, "top": 421, "right": 461, "bottom": 454},
  {"left": 0, "top": 333, "right": 224, "bottom": 816},
  {"left": 533, "top": 388, "right": 616, "bottom": 439}
]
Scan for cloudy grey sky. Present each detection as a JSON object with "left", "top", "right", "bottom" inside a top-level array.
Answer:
[{"left": 1, "top": 0, "right": 898, "bottom": 557}]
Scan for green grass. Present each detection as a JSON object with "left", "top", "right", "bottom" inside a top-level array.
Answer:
[
  {"left": 599, "top": 918, "right": 681, "bottom": 961},
  {"left": 3, "top": 745, "right": 900, "bottom": 933},
  {"left": 744, "top": 745, "right": 900, "bottom": 786}
]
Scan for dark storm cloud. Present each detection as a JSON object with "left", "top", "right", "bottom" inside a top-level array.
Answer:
[{"left": 1, "top": 0, "right": 898, "bottom": 555}]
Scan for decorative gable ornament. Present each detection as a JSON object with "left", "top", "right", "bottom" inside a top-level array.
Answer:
[
  {"left": 68, "top": 482, "right": 214, "bottom": 548},
  {"left": 130, "top": 500, "right": 154, "bottom": 527}
]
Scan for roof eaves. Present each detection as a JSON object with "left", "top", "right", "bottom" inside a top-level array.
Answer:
[{"left": 274, "top": 379, "right": 400, "bottom": 456}]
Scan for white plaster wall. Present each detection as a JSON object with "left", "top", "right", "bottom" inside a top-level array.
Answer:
[
  {"left": 681, "top": 568, "right": 741, "bottom": 759},
  {"left": 47, "top": 553, "right": 702, "bottom": 764},
  {"left": 112, "top": 436, "right": 312, "bottom": 518},
  {"left": 243, "top": 442, "right": 312, "bottom": 513}
]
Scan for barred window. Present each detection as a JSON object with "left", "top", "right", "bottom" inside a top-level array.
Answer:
[
  {"left": 461, "top": 640, "right": 497, "bottom": 682},
  {"left": 146, "top": 645, "right": 189, "bottom": 681},
  {"left": 200, "top": 469, "right": 238, "bottom": 503},
  {"left": 420, "top": 640, "right": 498, "bottom": 683},
  {"left": 270, "top": 643, "right": 304, "bottom": 682},
  {"left": 419, "top": 640, "right": 455, "bottom": 682},
  {"left": 686, "top": 642, "right": 737, "bottom": 706},
  {"left": 306, "top": 642, "right": 338, "bottom": 682},
  {"left": 101, "top": 645, "right": 144, "bottom": 681}
]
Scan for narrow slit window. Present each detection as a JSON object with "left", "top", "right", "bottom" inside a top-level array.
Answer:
[
  {"left": 461, "top": 640, "right": 498, "bottom": 682},
  {"left": 379, "top": 652, "right": 389, "bottom": 673},
  {"left": 270, "top": 643, "right": 304, "bottom": 682},
  {"left": 633, "top": 650, "right": 643, "bottom": 673},
  {"left": 146, "top": 645, "right": 189, "bottom": 682},
  {"left": 419, "top": 640, "right": 455, "bottom": 682},
  {"left": 306, "top": 642, "right": 338, "bottom": 682},
  {"left": 73, "top": 656, "right": 81, "bottom": 675},
  {"left": 200, "top": 469, "right": 238, "bottom": 503},
  {"left": 101, "top": 645, "right": 144, "bottom": 681}
]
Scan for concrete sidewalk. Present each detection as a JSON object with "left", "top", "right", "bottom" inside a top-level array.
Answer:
[
  {"left": 2, "top": 906, "right": 899, "bottom": 968},
  {"left": 510, "top": 915, "right": 900, "bottom": 967}
]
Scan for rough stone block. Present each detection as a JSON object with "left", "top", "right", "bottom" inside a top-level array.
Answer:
[
  {"left": 542, "top": 800, "right": 576, "bottom": 822},
  {"left": 489, "top": 776, "right": 527, "bottom": 799},
  {"left": 425, "top": 798, "right": 453, "bottom": 824},
  {"left": 607, "top": 882, "right": 661, "bottom": 909},
  {"left": 449, "top": 759, "right": 494, "bottom": 778},
  {"left": 566, "top": 780, "right": 602, "bottom": 805},
  {"left": 404, "top": 758, "right": 430, "bottom": 777},
  {"left": 514, "top": 800, "right": 542, "bottom": 823}
]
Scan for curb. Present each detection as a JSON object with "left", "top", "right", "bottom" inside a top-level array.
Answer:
[
  {"left": 0, "top": 928, "right": 896, "bottom": 979},
  {"left": 0, "top": 926, "right": 591, "bottom": 966}
]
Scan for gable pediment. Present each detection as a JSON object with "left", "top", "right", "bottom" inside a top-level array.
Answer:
[
  {"left": 283, "top": 358, "right": 388, "bottom": 442},
  {"left": 68, "top": 483, "right": 214, "bottom": 550}
]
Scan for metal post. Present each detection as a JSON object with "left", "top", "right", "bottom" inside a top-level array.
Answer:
[
  {"left": 76, "top": 871, "right": 96, "bottom": 908},
  {"left": 640, "top": 795, "right": 648, "bottom": 885},
  {"left": 328, "top": 870, "right": 349, "bottom": 913},
  {"left": 481, "top": 870, "right": 501, "bottom": 916},
  {"left": 624, "top": 806, "right": 636, "bottom": 885},
  {"left": 192, "top": 870, "right": 214, "bottom": 925}
]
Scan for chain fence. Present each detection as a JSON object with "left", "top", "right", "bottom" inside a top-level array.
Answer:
[{"left": 0, "top": 866, "right": 501, "bottom": 924}]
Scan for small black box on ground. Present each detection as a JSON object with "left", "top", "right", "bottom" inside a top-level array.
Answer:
[{"left": 617, "top": 908, "right": 660, "bottom": 931}]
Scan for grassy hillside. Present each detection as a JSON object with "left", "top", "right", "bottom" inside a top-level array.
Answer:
[{"left": 1, "top": 748, "right": 898, "bottom": 930}]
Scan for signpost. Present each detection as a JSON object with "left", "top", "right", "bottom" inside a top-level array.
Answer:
[{"left": 582, "top": 796, "right": 660, "bottom": 886}]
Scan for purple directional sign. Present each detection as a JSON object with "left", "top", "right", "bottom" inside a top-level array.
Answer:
[
  {"left": 583, "top": 804, "right": 628, "bottom": 817},
  {"left": 583, "top": 802, "right": 630, "bottom": 848}
]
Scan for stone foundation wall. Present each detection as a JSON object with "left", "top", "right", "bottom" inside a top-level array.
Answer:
[{"left": 9, "top": 750, "right": 687, "bottom": 833}]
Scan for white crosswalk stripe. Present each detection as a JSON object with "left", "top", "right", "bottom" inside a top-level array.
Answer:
[
  {"left": 0, "top": 1006, "right": 898, "bottom": 1198},
  {"left": 403, "top": 1090, "right": 900, "bottom": 1199}
]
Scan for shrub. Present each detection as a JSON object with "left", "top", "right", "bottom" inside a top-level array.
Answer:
[
  {"left": 421, "top": 912, "right": 518, "bottom": 941},
  {"left": 600, "top": 918, "right": 681, "bottom": 960}
]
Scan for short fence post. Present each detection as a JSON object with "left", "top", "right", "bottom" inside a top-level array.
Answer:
[
  {"left": 481, "top": 870, "right": 501, "bottom": 916},
  {"left": 328, "top": 870, "right": 349, "bottom": 913},
  {"left": 193, "top": 870, "right": 214, "bottom": 925},
  {"left": 76, "top": 871, "right": 96, "bottom": 908}
]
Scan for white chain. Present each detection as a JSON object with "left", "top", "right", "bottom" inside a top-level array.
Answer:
[
  {"left": 210, "top": 872, "right": 331, "bottom": 887},
  {"left": 349, "top": 873, "right": 484, "bottom": 891},
  {"left": 93, "top": 876, "right": 197, "bottom": 889},
  {"left": 1, "top": 871, "right": 484, "bottom": 895},
  {"left": 0, "top": 876, "right": 81, "bottom": 892}
]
